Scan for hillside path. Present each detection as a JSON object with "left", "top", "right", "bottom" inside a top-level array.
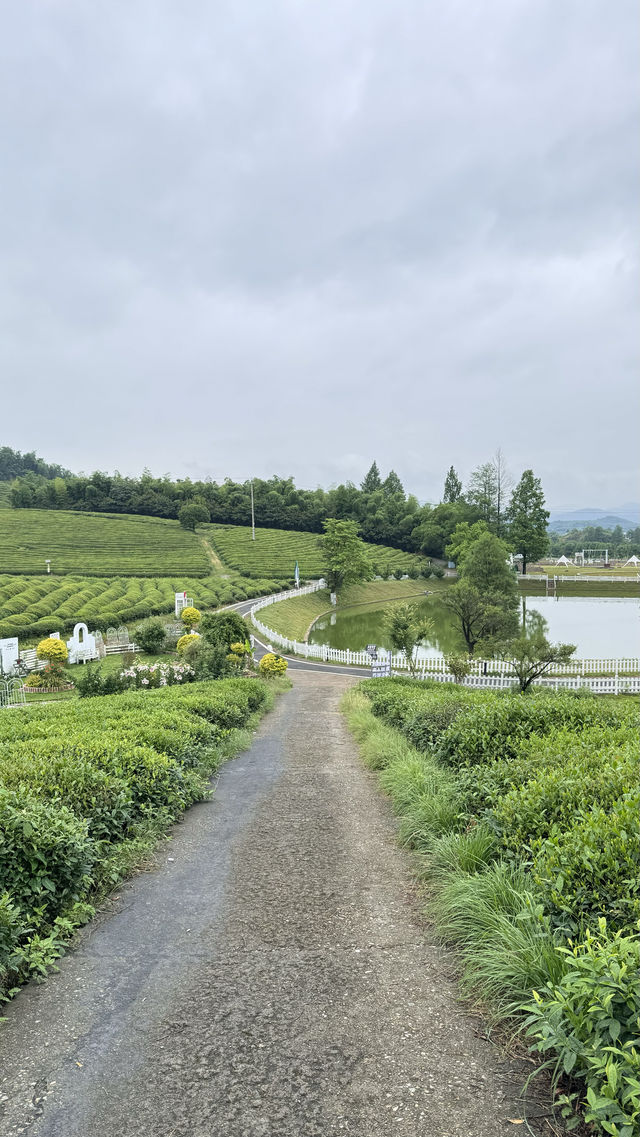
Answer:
[{"left": 0, "top": 673, "right": 550, "bottom": 1137}]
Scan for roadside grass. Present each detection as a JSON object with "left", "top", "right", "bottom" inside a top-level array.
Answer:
[{"left": 341, "top": 688, "right": 564, "bottom": 1020}]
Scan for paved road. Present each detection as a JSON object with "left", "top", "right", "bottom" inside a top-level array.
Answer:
[{"left": 0, "top": 671, "right": 550, "bottom": 1136}]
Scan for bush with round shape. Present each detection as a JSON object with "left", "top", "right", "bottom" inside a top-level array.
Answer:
[
  {"left": 200, "top": 610, "right": 248, "bottom": 650},
  {"left": 36, "top": 637, "right": 68, "bottom": 665},
  {"left": 259, "top": 652, "right": 288, "bottom": 677},
  {"left": 180, "top": 607, "right": 201, "bottom": 632},
  {"left": 135, "top": 618, "right": 167, "bottom": 654},
  {"left": 177, "top": 633, "right": 200, "bottom": 656}
]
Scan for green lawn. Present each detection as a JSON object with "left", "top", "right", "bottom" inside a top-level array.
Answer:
[
  {"left": 0, "top": 509, "right": 210, "bottom": 576},
  {"left": 519, "top": 578, "right": 640, "bottom": 598}
]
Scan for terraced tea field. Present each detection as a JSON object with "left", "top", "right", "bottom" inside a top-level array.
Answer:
[
  {"left": 0, "top": 573, "right": 279, "bottom": 639},
  {"left": 0, "top": 510, "right": 209, "bottom": 576},
  {"left": 207, "top": 524, "right": 426, "bottom": 579}
]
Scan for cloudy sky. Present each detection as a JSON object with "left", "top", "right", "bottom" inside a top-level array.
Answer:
[{"left": 1, "top": 0, "right": 637, "bottom": 508}]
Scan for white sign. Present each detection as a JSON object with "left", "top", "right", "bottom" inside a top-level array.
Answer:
[
  {"left": 371, "top": 658, "right": 391, "bottom": 679},
  {"left": 0, "top": 637, "right": 19, "bottom": 676}
]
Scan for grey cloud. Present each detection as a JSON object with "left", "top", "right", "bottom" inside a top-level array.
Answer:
[{"left": 0, "top": 0, "right": 637, "bottom": 506}]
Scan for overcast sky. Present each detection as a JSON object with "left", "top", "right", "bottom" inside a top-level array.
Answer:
[{"left": 1, "top": 1, "right": 637, "bottom": 509}]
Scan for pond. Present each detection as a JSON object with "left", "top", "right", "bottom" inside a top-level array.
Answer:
[{"left": 308, "top": 594, "right": 640, "bottom": 660}]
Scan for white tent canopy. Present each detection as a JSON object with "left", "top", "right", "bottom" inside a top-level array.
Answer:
[
  {"left": 624, "top": 555, "right": 640, "bottom": 565},
  {"left": 555, "top": 555, "right": 573, "bottom": 566}
]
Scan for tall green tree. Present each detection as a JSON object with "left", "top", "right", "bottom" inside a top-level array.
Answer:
[
  {"left": 382, "top": 470, "right": 404, "bottom": 498},
  {"left": 321, "top": 519, "right": 372, "bottom": 592},
  {"left": 384, "top": 604, "right": 433, "bottom": 676},
  {"left": 443, "top": 530, "right": 519, "bottom": 654},
  {"left": 466, "top": 450, "right": 512, "bottom": 535},
  {"left": 443, "top": 465, "right": 463, "bottom": 503},
  {"left": 507, "top": 470, "right": 549, "bottom": 574},
  {"left": 360, "top": 461, "right": 382, "bottom": 493}
]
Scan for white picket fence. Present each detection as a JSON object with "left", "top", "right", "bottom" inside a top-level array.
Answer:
[
  {"left": 522, "top": 573, "right": 639, "bottom": 584},
  {"left": 249, "top": 585, "right": 640, "bottom": 693},
  {"left": 19, "top": 642, "right": 138, "bottom": 672}
]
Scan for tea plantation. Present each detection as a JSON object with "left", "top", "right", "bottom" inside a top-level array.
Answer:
[
  {"left": 0, "top": 678, "right": 279, "bottom": 995},
  {"left": 206, "top": 523, "right": 425, "bottom": 579},
  {"left": 0, "top": 573, "right": 280, "bottom": 640},
  {"left": 345, "top": 680, "right": 640, "bottom": 1135},
  {"left": 0, "top": 510, "right": 210, "bottom": 577}
]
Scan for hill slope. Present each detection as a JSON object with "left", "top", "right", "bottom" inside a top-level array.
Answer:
[{"left": 0, "top": 510, "right": 210, "bottom": 577}]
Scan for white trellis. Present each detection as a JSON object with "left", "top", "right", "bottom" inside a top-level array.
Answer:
[{"left": 0, "top": 678, "right": 26, "bottom": 708}]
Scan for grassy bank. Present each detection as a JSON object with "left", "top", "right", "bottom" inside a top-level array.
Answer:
[
  {"left": 255, "top": 579, "right": 450, "bottom": 643},
  {"left": 0, "top": 677, "right": 288, "bottom": 999},
  {"left": 342, "top": 679, "right": 640, "bottom": 1135},
  {"left": 519, "top": 578, "right": 640, "bottom": 598}
]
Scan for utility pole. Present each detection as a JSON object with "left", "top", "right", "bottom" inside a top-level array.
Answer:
[{"left": 250, "top": 479, "right": 255, "bottom": 541}]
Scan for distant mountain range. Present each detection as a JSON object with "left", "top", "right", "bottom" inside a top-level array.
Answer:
[{"left": 548, "top": 504, "right": 640, "bottom": 533}]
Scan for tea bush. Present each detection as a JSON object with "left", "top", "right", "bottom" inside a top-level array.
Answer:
[{"left": 0, "top": 678, "right": 274, "bottom": 996}]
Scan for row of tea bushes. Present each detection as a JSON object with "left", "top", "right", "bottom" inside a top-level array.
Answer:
[
  {"left": 0, "top": 679, "right": 274, "bottom": 997},
  {"left": 207, "top": 523, "right": 426, "bottom": 580},
  {"left": 348, "top": 679, "right": 640, "bottom": 1135},
  {"left": 0, "top": 572, "right": 281, "bottom": 639}
]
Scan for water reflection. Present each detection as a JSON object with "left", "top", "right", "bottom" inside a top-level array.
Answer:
[{"left": 308, "top": 594, "right": 639, "bottom": 658}]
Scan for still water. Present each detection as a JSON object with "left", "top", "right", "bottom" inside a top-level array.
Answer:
[{"left": 308, "top": 595, "right": 640, "bottom": 659}]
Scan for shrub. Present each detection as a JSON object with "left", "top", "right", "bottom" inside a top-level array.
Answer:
[
  {"left": 531, "top": 791, "right": 640, "bottom": 934},
  {"left": 523, "top": 922, "right": 640, "bottom": 1136},
  {"left": 135, "top": 618, "right": 167, "bottom": 654},
  {"left": 180, "top": 606, "right": 201, "bottom": 631},
  {"left": 36, "top": 637, "right": 68, "bottom": 665},
  {"left": 177, "top": 633, "right": 200, "bottom": 656},
  {"left": 444, "top": 653, "right": 471, "bottom": 683},
  {"left": 432, "top": 566, "right": 445, "bottom": 579},
  {"left": 200, "top": 610, "right": 248, "bottom": 650},
  {"left": 259, "top": 652, "right": 288, "bottom": 677},
  {"left": 0, "top": 788, "right": 94, "bottom": 925}
]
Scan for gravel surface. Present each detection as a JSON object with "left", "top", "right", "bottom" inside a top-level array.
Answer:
[{"left": 0, "top": 672, "right": 552, "bottom": 1136}]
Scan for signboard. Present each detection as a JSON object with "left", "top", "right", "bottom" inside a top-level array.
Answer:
[
  {"left": 366, "top": 644, "right": 378, "bottom": 659},
  {"left": 371, "top": 658, "right": 391, "bottom": 679}
]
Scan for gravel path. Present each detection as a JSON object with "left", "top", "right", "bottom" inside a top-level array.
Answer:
[{"left": 0, "top": 672, "right": 551, "bottom": 1136}]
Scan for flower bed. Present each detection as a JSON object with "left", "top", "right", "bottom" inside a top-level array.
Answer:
[{"left": 119, "top": 661, "right": 194, "bottom": 689}]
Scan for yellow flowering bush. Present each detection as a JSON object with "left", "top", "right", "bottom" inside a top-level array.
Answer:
[
  {"left": 258, "top": 652, "right": 288, "bottom": 677},
  {"left": 177, "top": 633, "right": 200, "bottom": 656},
  {"left": 180, "top": 606, "right": 201, "bottom": 631},
  {"left": 36, "top": 637, "right": 68, "bottom": 665}
]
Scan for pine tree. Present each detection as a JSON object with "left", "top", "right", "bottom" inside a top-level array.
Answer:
[
  {"left": 360, "top": 462, "right": 382, "bottom": 493},
  {"left": 443, "top": 466, "right": 462, "bottom": 503},
  {"left": 382, "top": 470, "right": 404, "bottom": 497},
  {"left": 507, "top": 470, "right": 549, "bottom": 575}
]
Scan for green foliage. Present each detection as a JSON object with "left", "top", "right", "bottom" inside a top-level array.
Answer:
[
  {"left": 259, "top": 652, "right": 288, "bottom": 677},
  {"left": 134, "top": 618, "right": 167, "bottom": 654},
  {"left": 532, "top": 792, "right": 640, "bottom": 934},
  {"left": 178, "top": 502, "right": 209, "bottom": 530},
  {"left": 524, "top": 923, "right": 640, "bottom": 1136},
  {"left": 0, "top": 572, "right": 277, "bottom": 640},
  {"left": 508, "top": 469, "right": 549, "bottom": 575},
  {"left": 0, "top": 678, "right": 273, "bottom": 996},
  {"left": 180, "top": 605, "right": 201, "bottom": 630},
  {"left": 384, "top": 603, "right": 433, "bottom": 676},
  {"left": 36, "top": 637, "right": 68, "bottom": 664},
  {"left": 0, "top": 509, "right": 209, "bottom": 576},
  {"left": 444, "top": 653, "right": 471, "bottom": 683},
  {"left": 200, "top": 610, "right": 249, "bottom": 650},
  {"left": 442, "top": 465, "right": 463, "bottom": 504},
  {"left": 177, "top": 633, "right": 200, "bottom": 655},
  {"left": 0, "top": 788, "right": 94, "bottom": 923},
  {"left": 500, "top": 628, "right": 576, "bottom": 691},
  {"left": 321, "top": 518, "right": 372, "bottom": 592}
]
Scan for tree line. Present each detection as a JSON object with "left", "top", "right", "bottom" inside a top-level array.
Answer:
[{"left": 4, "top": 446, "right": 549, "bottom": 565}]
